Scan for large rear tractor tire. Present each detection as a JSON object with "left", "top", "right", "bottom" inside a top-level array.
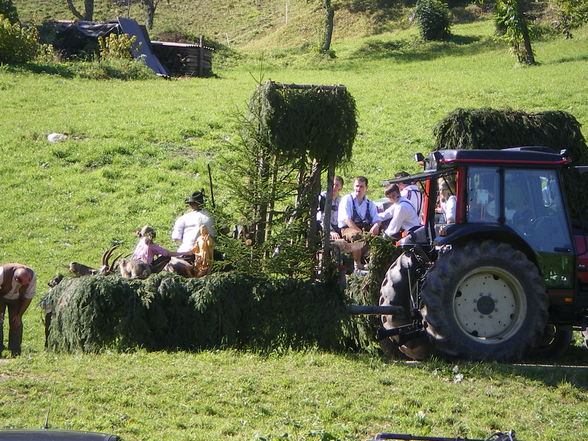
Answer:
[
  {"left": 420, "top": 240, "right": 548, "bottom": 362},
  {"left": 379, "top": 252, "right": 432, "bottom": 360}
]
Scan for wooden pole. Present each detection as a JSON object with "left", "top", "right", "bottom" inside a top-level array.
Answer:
[
  {"left": 207, "top": 163, "right": 215, "bottom": 208},
  {"left": 199, "top": 35, "right": 204, "bottom": 76}
]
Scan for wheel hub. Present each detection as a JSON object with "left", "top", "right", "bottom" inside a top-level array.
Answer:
[
  {"left": 453, "top": 268, "right": 526, "bottom": 342},
  {"left": 476, "top": 295, "right": 495, "bottom": 315}
]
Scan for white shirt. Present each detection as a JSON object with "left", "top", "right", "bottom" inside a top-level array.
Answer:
[
  {"left": 441, "top": 195, "right": 457, "bottom": 223},
  {"left": 317, "top": 191, "right": 340, "bottom": 228},
  {"left": 0, "top": 267, "right": 37, "bottom": 300},
  {"left": 338, "top": 193, "right": 379, "bottom": 229},
  {"left": 401, "top": 184, "right": 422, "bottom": 216},
  {"left": 171, "top": 209, "right": 215, "bottom": 253},
  {"left": 379, "top": 197, "right": 422, "bottom": 237}
]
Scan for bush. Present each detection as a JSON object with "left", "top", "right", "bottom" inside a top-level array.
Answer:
[
  {"left": 71, "top": 58, "right": 154, "bottom": 80},
  {"left": 412, "top": 0, "right": 452, "bottom": 41},
  {"left": 98, "top": 33, "right": 138, "bottom": 60},
  {"left": 0, "top": 0, "right": 18, "bottom": 24},
  {"left": 0, "top": 15, "right": 40, "bottom": 64}
]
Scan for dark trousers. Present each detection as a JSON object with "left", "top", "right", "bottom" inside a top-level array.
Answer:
[
  {"left": 0, "top": 298, "right": 24, "bottom": 356},
  {"left": 150, "top": 255, "right": 172, "bottom": 273}
]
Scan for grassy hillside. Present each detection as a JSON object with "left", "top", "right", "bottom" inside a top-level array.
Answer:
[
  {"left": 12, "top": 0, "right": 397, "bottom": 48},
  {"left": 1, "top": 9, "right": 588, "bottom": 440},
  {"left": 1, "top": 18, "right": 587, "bottom": 294}
]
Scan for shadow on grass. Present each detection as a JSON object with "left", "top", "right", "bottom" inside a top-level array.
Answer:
[
  {"left": 408, "top": 344, "right": 588, "bottom": 390},
  {"left": 2, "top": 62, "right": 76, "bottom": 78},
  {"left": 346, "top": 34, "right": 500, "bottom": 65},
  {"left": 511, "top": 348, "right": 588, "bottom": 390},
  {"left": 549, "top": 54, "right": 588, "bottom": 65}
]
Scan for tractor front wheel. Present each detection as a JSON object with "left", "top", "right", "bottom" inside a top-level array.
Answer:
[
  {"left": 379, "top": 252, "right": 432, "bottom": 360},
  {"left": 420, "top": 240, "right": 548, "bottom": 362}
]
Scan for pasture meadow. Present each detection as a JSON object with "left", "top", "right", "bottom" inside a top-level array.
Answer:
[{"left": 0, "top": 18, "right": 588, "bottom": 441}]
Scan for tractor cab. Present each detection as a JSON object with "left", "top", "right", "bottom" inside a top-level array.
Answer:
[{"left": 386, "top": 148, "right": 582, "bottom": 292}]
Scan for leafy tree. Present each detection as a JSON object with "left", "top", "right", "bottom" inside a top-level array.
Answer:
[
  {"left": 550, "top": 0, "right": 588, "bottom": 38},
  {"left": 494, "top": 0, "right": 535, "bottom": 64},
  {"left": 66, "top": 0, "right": 94, "bottom": 20},
  {"left": 0, "top": 0, "right": 18, "bottom": 24},
  {"left": 412, "top": 0, "right": 451, "bottom": 41}
]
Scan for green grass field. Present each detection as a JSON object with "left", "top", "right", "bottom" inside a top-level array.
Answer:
[{"left": 1, "top": 5, "right": 588, "bottom": 439}]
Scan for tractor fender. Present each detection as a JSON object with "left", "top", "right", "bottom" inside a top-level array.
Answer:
[{"left": 434, "top": 223, "right": 537, "bottom": 265}]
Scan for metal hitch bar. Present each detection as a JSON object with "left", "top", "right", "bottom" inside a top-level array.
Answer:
[
  {"left": 368, "top": 430, "right": 519, "bottom": 441},
  {"left": 346, "top": 305, "right": 404, "bottom": 315}
]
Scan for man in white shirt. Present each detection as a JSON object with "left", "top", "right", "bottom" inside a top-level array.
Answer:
[
  {"left": 378, "top": 184, "right": 422, "bottom": 239},
  {"left": 338, "top": 176, "right": 380, "bottom": 271},
  {"left": 395, "top": 171, "right": 423, "bottom": 217},
  {"left": 171, "top": 191, "right": 215, "bottom": 253},
  {"left": 0, "top": 264, "right": 36, "bottom": 356}
]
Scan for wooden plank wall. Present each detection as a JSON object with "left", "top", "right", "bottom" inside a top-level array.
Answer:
[{"left": 150, "top": 41, "right": 214, "bottom": 77}]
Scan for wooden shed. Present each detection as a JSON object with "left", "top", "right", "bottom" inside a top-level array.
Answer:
[{"left": 150, "top": 40, "right": 214, "bottom": 77}]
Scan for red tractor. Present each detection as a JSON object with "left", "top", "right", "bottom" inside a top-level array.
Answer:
[{"left": 376, "top": 147, "right": 588, "bottom": 361}]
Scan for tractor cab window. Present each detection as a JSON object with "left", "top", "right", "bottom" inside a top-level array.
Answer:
[
  {"left": 504, "top": 168, "right": 572, "bottom": 253},
  {"left": 466, "top": 167, "right": 500, "bottom": 223}
]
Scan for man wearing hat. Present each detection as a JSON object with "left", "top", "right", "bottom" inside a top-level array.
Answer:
[
  {"left": 171, "top": 191, "right": 216, "bottom": 255},
  {"left": 0, "top": 263, "right": 36, "bottom": 356}
]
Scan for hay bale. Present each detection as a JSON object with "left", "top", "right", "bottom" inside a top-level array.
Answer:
[
  {"left": 249, "top": 278, "right": 349, "bottom": 351},
  {"left": 47, "top": 272, "right": 357, "bottom": 354},
  {"left": 433, "top": 107, "right": 588, "bottom": 218},
  {"left": 47, "top": 276, "right": 137, "bottom": 353}
]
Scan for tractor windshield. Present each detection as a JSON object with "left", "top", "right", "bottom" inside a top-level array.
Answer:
[{"left": 504, "top": 168, "right": 572, "bottom": 253}]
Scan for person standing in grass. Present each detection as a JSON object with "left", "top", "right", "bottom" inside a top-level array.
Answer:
[{"left": 0, "top": 264, "right": 36, "bottom": 357}]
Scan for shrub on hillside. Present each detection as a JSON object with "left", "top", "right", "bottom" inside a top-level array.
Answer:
[
  {"left": 412, "top": 0, "right": 452, "bottom": 41},
  {"left": 550, "top": 0, "right": 588, "bottom": 38},
  {"left": 98, "top": 33, "right": 138, "bottom": 60},
  {"left": 71, "top": 58, "right": 154, "bottom": 80},
  {"left": 0, "top": 15, "right": 40, "bottom": 64},
  {"left": 0, "top": 0, "right": 18, "bottom": 24}
]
